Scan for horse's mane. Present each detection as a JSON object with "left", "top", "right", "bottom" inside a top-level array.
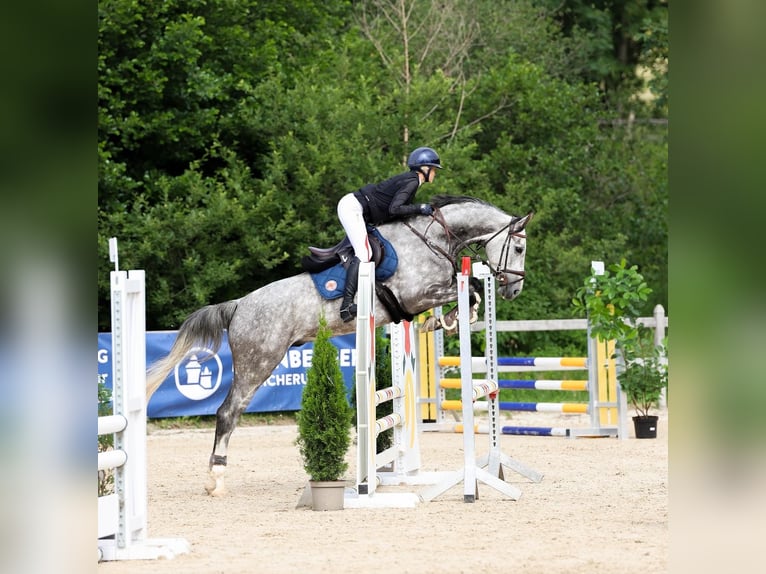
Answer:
[{"left": 430, "top": 195, "right": 492, "bottom": 209}]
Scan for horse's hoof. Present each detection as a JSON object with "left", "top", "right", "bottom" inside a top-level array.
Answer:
[
  {"left": 420, "top": 316, "right": 438, "bottom": 332},
  {"left": 205, "top": 464, "right": 227, "bottom": 496},
  {"left": 440, "top": 308, "right": 459, "bottom": 334},
  {"left": 207, "top": 485, "right": 227, "bottom": 497}
]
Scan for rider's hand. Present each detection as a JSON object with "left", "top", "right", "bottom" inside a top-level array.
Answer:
[{"left": 420, "top": 204, "right": 434, "bottom": 216}]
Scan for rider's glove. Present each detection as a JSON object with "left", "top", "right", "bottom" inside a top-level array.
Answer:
[{"left": 420, "top": 204, "right": 434, "bottom": 216}]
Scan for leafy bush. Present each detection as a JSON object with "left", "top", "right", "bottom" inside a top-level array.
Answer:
[
  {"left": 617, "top": 326, "right": 668, "bottom": 417},
  {"left": 573, "top": 260, "right": 668, "bottom": 417}
]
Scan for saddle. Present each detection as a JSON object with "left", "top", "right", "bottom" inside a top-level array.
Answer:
[
  {"left": 301, "top": 228, "right": 399, "bottom": 300},
  {"left": 301, "top": 227, "right": 387, "bottom": 273},
  {"left": 301, "top": 226, "right": 480, "bottom": 327}
]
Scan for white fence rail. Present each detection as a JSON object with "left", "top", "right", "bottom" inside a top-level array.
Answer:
[{"left": 473, "top": 304, "right": 668, "bottom": 340}]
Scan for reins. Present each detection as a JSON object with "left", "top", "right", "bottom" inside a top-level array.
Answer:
[{"left": 402, "top": 207, "right": 454, "bottom": 265}]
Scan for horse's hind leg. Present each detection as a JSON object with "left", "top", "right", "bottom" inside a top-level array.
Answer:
[{"left": 205, "top": 372, "right": 264, "bottom": 496}]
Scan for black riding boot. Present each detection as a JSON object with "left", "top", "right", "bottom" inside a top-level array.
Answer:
[{"left": 339, "top": 256, "right": 361, "bottom": 323}]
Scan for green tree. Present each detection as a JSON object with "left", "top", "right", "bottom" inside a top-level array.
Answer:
[
  {"left": 98, "top": 0, "right": 353, "bottom": 329},
  {"left": 532, "top": 0, "right": 668, "bottom": 118},
  {"left": 296, "top": 315, "right": 353, "bottom": 482}
]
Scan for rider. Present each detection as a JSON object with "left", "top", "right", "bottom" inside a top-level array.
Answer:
[{"left": 336, "top": 146, "right": 442, "bottom": 322}]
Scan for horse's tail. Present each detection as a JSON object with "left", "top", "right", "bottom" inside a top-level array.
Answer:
[{"left": 146, "top": 300, "right": 239, "bottom": 398}]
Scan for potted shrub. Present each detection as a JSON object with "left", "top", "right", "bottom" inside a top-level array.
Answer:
[
  {"left": 573, "top": 260, "right": 668, "bottom": 438},
  {"left": 296, "top": 314, "right": 353, "bottom": 510},
  {"left": 617, "top": 325, "right": 668, "bottom": 437}
]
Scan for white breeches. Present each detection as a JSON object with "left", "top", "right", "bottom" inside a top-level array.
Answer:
[{"left": 337, "top": 193, "right": 372, "bottom": 262}]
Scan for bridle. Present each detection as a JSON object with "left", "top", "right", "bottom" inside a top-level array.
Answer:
[
  {"left": 467, "top": 215, "right": 528, "bottom": 286},
  {"left": 403, "top": 208, "right": 530, "bottom": 285}
]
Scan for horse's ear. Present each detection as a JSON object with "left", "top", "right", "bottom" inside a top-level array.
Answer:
[{"left": 512, "top": 211, "right": 534, "bottom": 232}]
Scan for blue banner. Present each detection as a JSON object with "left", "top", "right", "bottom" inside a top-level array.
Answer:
[{"left": 97, "top": 332, "right": 357, "bottom": 418}]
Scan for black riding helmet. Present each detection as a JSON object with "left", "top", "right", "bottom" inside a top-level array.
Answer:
[{"left": 407, "top": 147, "right": 442, "bottom": 171}]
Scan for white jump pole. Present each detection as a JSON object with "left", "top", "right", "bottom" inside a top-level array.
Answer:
[
  {"left": 354, "top": 261, "right": 377, "bottom": 495},
  {"left": 387, "top": 319, "right": 421, "bottom": 474}
]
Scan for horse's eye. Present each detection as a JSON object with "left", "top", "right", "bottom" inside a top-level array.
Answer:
[{"left": 515, "top": 246, "right": 524, "bottom": 255}]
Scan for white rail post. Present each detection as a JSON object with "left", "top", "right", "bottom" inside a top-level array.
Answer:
[
  {"left": 355, "top": 261, "right": 376, "bottom": 495},
  {"left": 111, "top": 269, "right": 149, "bottom": 550},
  {"left": 457, "top": 260, "right": 478, "bottom": 502},
  {"left": 654, "top": 304, "right": 668, "bottom": 408},
  {"left": 419, "top": 258, "right": 540, "bottom": 503},
  {"left": 98, "top": 254, "right": 189, "bottom": 560}
]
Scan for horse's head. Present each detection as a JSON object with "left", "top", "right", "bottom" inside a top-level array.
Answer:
[
  {"left": 403, "top": 196, "right": 534, "bottom": 304},
  {"left": 484, "top": 211, "right": 533, "bottom": 301}
]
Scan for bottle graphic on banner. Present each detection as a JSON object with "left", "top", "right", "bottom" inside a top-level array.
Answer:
[
  {"left": 185, "top": 355, "right": 201, "bottom": 384},
  {"left": 200, "top": 366, "right": 213, "bottom": 389}
]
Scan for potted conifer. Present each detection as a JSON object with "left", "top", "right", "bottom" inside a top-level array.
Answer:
[
  {"left": 296, "top": 314, "right": 353, "bottom": 510},
  {"left": 573, "top": 260, "right": 668, "bottom": 438}
]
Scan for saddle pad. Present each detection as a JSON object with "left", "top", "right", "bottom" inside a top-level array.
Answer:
[{"left": 310, "top": 229, "right": 398, "bottom": 300}]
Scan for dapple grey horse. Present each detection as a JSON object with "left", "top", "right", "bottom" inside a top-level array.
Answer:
[{"left": 146, "top": 195, "right": 533, "bottom": 495}]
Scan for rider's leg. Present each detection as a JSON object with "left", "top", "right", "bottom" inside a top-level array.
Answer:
[
  {"left": 339, "top": 256, "right": 360, "bottom": 322},
  {"left": 337, "top": 194, "right": 371, "bottom": 322}
]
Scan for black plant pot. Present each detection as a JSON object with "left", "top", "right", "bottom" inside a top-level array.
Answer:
[{"left": 633, "top": 415, "right": 659, "bottom": 439}]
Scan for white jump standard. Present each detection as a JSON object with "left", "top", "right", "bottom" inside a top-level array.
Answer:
[
  {"left": 347, "top": 261, "right": 450, "bottom": 508},
  {"left": 347, "top": 261, "right": 423, "bottom": 508},
  {"left": 420, "top": 259, "right": 543, "bottom": 502},
  {"left": 98, "top": 245, "right": 189, "bottom": 561}
]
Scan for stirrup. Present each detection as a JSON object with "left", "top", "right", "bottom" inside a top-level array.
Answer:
[{"left": 340, "top": 303, "right": 357, "bottom": 323}]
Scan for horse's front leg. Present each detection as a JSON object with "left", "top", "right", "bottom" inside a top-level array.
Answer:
[
  {"left": 205, "top": 373, "right": 264, "bottom": 496},
  {"left": 420, "top": 279, "right": 482, "bottom": 333}
]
